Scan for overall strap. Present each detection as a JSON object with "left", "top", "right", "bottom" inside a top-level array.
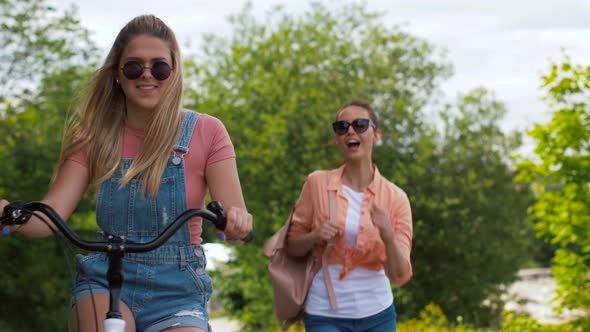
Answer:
[{"left": 174, "top": 110, "right": 200, "bottom": 153}]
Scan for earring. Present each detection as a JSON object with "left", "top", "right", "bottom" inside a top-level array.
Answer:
[{"left": 115, "top": 79, "right": 120, "bottom": 84}]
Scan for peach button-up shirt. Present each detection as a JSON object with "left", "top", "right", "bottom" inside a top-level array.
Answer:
[{"left": 288, "top": 165, "right": 413, "bottom": 286}]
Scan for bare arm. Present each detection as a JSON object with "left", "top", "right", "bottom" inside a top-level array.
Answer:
[
  {"left": 287, "top": 222, "right": 339, "bottom": 256},
  {"left": 206, "top": 158, "right": 252, "bottom": 241},
  {"left": 382, "top": 229, "right": 411, "bottom": 285},
  {"left": 286, "top": 229, "right": 319, "bottom": 257},
  {"left": 372, "top": 197, "right": 413, "bottom": 286},
  {"left": 1, "top": 160, "right": 88, "bottom": 238}
]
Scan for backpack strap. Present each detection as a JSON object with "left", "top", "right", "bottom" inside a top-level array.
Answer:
[{"left": 321, "top": 171, "right": 338, "bottom": 310}]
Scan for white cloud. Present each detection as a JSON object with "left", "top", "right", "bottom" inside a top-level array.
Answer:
[
  {"left": 368, "top": 0, "right": 590, "bottom": 135},
  {"left": 377, "top": 0, "right": 590, "bottom": 30}
]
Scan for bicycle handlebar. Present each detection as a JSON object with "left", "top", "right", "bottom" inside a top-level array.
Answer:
[
  {"left": 1, "top": 200, "right": 253, "bottom": 331},
  {"left": 0, "top": 201, "right": 253, "bottom": 250}
]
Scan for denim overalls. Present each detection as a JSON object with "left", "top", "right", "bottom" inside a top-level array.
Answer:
[{"left": 73, "top": 111, "right": 212, "bottom": 332}]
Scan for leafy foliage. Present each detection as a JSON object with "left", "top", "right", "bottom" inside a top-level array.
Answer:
[
  {"left": 0, "top": 67, "right": 98, "bottom": 331},
  {"left": 0, "top": 0, "right": 96, "bottom": 109},
  {"left": 515, "top": 54, "right": 590, "bottom": 324},
  {"left": 501, "top": 311, "right": 588, "bottom": 332},
  {"left": 0, "top": 1, "right": 97, "bottom": 330},
  {"left": 400, "top": 88, "right": 534, "bottom": 326},
  {"left": 398, "top": 303, "right": 486, "bottom": 332}
]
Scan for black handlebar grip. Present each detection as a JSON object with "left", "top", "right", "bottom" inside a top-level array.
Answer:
[
  {"left": 1, "top": 200, "right": 31, "bottom": 225},
  {"left": 206, "top": 201, "right": 254, "bottom": 243},
  {"left": 206, "top": 201, "right": 227, "bottom": 230}
]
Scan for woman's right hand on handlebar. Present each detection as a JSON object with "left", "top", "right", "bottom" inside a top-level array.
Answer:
[{"left": 223, "top": 206, "right": 253, "bottom": 241}]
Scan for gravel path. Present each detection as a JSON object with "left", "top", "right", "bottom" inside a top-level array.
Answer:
[{"left": 503, "top": 268, "right": 583, "bottom": 324}]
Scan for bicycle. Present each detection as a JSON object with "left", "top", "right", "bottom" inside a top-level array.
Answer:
[{"left": 0, "top": 200, "right": 253, "bottom": 332}]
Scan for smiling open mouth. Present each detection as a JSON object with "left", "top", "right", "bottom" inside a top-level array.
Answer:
[{"left": 347, "top": 140, "right": 360, "bottom": 148}]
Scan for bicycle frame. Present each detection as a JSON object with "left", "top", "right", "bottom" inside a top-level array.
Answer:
[{"left": 1, "top": 201, "right": 250, "bottom": 332}]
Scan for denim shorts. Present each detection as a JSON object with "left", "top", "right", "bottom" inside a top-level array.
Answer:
[
  {"left": 72, "top": 245, "right": 212, "bottom": 332},
  {"left": 304, "top": 303, "right": 396, "bottom": 332}
]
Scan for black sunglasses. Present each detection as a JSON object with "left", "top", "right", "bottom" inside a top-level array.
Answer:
[
  {"left": 120, "top": 60, "right": 172, "bottom": 81},
  {"left": 332, "top": 118, "right": 376, "bottom": 135}
]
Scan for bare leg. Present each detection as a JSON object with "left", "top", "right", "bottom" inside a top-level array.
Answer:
[{"left": 69, "top": 293, "right": 135, "bottom": 332}]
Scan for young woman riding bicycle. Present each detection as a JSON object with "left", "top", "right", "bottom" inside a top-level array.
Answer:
[{"left": 0, "top": 14, "right": 252, "bottom": 332}]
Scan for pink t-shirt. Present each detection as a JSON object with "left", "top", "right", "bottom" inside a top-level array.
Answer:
[{"left": 68, "top": 113, "right": 236, "bottom": 244}]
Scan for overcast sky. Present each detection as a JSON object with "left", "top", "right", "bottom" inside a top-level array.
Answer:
[{"left": 51, "top": 0, "right": 590, "bottom": 137}]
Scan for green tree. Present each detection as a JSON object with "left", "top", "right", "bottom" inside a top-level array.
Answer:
[
  {"left": 0, "top": 0, "right": 96, "bottom": 203},
  {"left": 0, "top": 66, "right": 97, "bottom": 332},
  {"left": 399, "top": 88, "right": 534, "bottom": 326},
  {"left": 0, "top": 1, "right": 97, "bottom": 330},
  {"left": 516, "top": 54, "right": 590, "bottom": 328},
  {"left": 0, "top": 0, "right": 95, "bottom": 109},
  {"left": 186, "top": 2, "right": 532, "bottom": 329}
]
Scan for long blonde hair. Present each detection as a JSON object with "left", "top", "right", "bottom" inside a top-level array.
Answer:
[{"left": 56, "top": 15, "right": 184, "bottom": 197}]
